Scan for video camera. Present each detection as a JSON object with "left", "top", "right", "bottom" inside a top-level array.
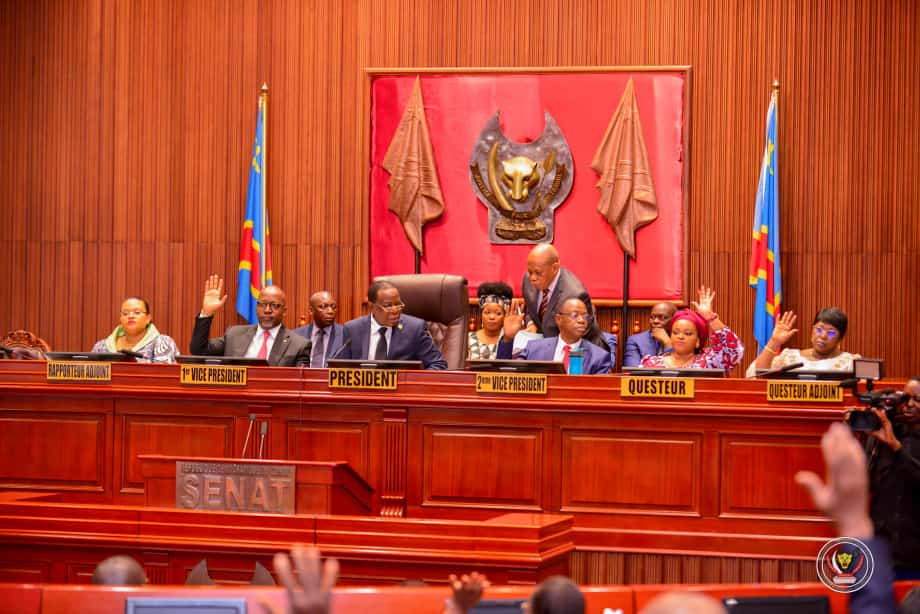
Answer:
[{"left": 840, "top": 359, "right": 906, "bottom": 432}]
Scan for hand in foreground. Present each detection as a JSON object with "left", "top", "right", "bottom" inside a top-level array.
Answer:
[
  {"left": 689, "top": 286, "right": 716, "bottom": 320},
  {"left": 769, "top": 311, "right": 798, "bottom": 347},
  {"left": 262, "top": 545, "right": 339, "bottom": 614},
  {"left": 201, "top": 274, "right": 228, "bottom": 316},
  {"left": 445, "top": 572, "right": 489, "bottom": 614},
  {"left": 794, "top": 422, "right": 873, "bottom": 538}
]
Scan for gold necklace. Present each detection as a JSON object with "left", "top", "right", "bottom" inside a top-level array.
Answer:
[{"left": 666, "top": 354, "right": 696, "bottom": 368}]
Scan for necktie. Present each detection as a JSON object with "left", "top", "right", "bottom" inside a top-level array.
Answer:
[
  {"left": 563, "top": 344, "right": 571, "bottom": 373},
  {"left": 538, "top": 290, "right": 550, "bottom": 322},
  {"left": 256, "top": 330, "right": 271, "bottom": 359},
  {"left": 375, "top": 328, "right": 388, "bottom": 360},
  {"left": 311, "top": 328, "right": 326, "bottom": 368}
]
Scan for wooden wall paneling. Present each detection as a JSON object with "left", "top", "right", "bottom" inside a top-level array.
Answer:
[
  {"left": 559, "top": 430, "right": 701, "bottom": 516},
  {"left": 1, "top": 0, "right": 919, "bottom": 374}
]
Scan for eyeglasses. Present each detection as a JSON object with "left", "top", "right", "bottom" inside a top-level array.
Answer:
[
  {"left": 375, "top": 302, "right": 406, "bottom": 313},
  {"left": 120, "top": 310, "right": 148, "bottom": 317},
  {"left": 813, "top": 325, "right": 839, "bottom": 339},
  {"left": 256, "top": 301, "right": 285, "bottom": 311},
  {"left": 558, "top": 312, "right": 589, "bottom": 322}
]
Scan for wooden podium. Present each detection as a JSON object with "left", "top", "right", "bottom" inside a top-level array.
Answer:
[{"left": 140, "top": 455, "right": 376, "bottom": 516}]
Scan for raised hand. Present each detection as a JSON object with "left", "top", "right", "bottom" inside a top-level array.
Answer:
[
  {"left": 445, "top": 572, "right": 490, "bottom": 614},
  {"left": 690, "top": 286, "right": 716, "bottom": 320},
  {"left": 264, "top": 545, "right": 339, "bottom": 614},
  {"left": 503, "top": 299, "right": 526, "bottom": 341},
  {"left": 201, "top": 274, "right": 228, "bottom": 316},
  {"left": 769, "top": 311, "right": 798, "bottom": 347},
  {"left": 794, "top": 422, "right": 873, "bottom": 538}
]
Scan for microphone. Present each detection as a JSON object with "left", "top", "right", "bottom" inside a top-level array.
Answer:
[
  {"left": 326, "top": 338, "right": 352, "bottom": 362},
  {"left": 257, "top": 421, "right": 268, "bottom": 459},
  {"left": 119, "top": 349, "right": 146, "bottom": 362},
  {"left": 241, "top": 414, "right": 256, "bottom": 457},
  {"left": 756, "top": 362, "right": 805, "bottom": 378}
]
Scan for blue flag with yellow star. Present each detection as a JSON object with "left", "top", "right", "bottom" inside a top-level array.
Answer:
[
  {"left": 749, "top": 92, "right": 781, "bottom": 352},
  {"left": 236, "top": 97, "right": 273, "bottom": 324}
]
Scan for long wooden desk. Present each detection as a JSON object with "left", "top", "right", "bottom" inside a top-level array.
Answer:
[{"left": 0, "top": 361, "right": 873, "bottom": 584}]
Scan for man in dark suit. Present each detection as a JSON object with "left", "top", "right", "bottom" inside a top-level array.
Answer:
[
  {"left": 520, "top": 244, "right": 608, "bottom": 351},
  {"left": 292, "top": 290, "right": 348, "bottom": 368},
  {"left": 339, "top": 281, "right": 447, "bottom": 370},
  {"left": 190, "top": 275, "right": 311, "bottom": 367},
  {"left": 623, "top": 301, "right": 677, "bottom": 367},
  {"left": 497, "top": 297, "right": 611, "bottom": 374}
]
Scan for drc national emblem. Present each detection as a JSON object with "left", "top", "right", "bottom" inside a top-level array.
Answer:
[{"left": 469, "top": 111, "right": 574, "bottom": 243}]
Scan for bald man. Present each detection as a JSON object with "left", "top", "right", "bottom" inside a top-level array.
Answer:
[
  {"left": 521, "top": 244, "right": 608, "bottom": 351},
  {"left": 640, "top": 592, "right": 726, "bottom": 614},
  {"left": 92, "top": 555, "right": 146, "bottom": 586},
  {"left": 190, "top": 275, "right": 311, "bottom": 367},
  {"left": 293, "top": 290, "right": 348, "bottom": 368}
]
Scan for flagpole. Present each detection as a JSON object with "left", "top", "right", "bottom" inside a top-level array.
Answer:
[
  {"left": 622, "top": 254, "right": 629, "bottom": 360},
  {"left": 414, "top": 250, "right": 421, "bottom": 274},
  {"left": 259, "top": 83, "right": 269, "bottom": 288}
]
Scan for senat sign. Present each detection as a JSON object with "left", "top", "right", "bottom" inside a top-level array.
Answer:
[{"left": 175, "top": 461, "right": 295, "bottom": 515}]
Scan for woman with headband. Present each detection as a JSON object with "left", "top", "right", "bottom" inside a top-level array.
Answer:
[
  {"left": 468, "top": 281, "right": 514, "bottom": 361},
  {"left": 640, "top": 286, "right": 744, "bottom": 371}
]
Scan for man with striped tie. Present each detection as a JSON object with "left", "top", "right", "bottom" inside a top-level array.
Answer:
[{"left": 520, "top": 244, "right": 608, "bottom": 351}]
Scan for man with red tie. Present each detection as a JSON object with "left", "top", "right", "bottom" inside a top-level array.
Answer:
[
  {"left": 520, "top": 244, "right": 608, "bottom": 352},
  {"left": 497, "top": 297, "right": 612, "bottom": 374},
  {"left": 190, "top": 275, "right": 311, "bottom": 367}
]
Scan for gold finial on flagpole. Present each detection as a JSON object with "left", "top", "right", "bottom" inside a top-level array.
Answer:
[{"left": 772, "top": 79, "right": 780, "bottom": 91}]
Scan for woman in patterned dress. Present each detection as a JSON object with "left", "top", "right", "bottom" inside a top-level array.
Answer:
[
  {"left": 640, "top": 286, "right": 744, "bottom": 371},
  {"left": 467, "top": 282, "right": 513, "bottom": 361}
]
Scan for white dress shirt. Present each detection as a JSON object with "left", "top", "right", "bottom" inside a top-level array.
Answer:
[
  {"left": 245, "top": 324, "right": 282, "bottom": 358},
  {"left": 367, "top": 316, "right": 393, "bottom": 359}
]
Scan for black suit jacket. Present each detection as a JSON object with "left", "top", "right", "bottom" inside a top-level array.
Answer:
[
  {"left": 522, "top": 266, "right": 608, "bottom": 350},
  {"left": 291, "top": 322, "right": 348, "bottom": 368},
  {"left": 189, "top": 316, "right": 311, "bottom": 367}
]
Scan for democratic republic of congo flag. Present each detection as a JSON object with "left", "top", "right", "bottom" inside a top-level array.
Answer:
[
  {"left": 749, "top": 91, "right": 781, "bottom": 352},
  {"left": 236, "top": 96, "right": 273, "bottom": 324}
]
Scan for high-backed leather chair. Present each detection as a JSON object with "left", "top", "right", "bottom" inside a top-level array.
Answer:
[
  {"left": 0, "top": 329, "right": 51, "bottom": 359},
  {"left": 373, "top": 274, "right": 469, "bottom": 370}
]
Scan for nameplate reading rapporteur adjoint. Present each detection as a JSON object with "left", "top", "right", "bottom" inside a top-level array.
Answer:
[
  {"left": 328, "top": 368, "right": 398, "bottom": 390},
  {"left": 180, "top": 365, "right": 248, "bottom": 386},
  {"left": 46, "top": 361, "right": 112, "bottom": 382}
]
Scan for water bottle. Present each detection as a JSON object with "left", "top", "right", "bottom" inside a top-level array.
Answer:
[{"left": 568, "top": 347, "right": 584, "bottom": 375}]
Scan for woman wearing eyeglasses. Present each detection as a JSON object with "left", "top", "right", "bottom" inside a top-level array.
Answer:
[
  {"left": 747, "top": 307, "right": 859, "bottom": 376},
  {"left": 91, "top": 297, "right": 179, "bottom": 363}
]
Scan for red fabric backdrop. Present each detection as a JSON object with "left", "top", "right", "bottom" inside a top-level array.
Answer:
[{"left": 369, "top": 71, "right": 687, "bottom": 300}]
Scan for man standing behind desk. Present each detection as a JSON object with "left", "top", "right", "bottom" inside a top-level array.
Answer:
[
  {"left": 293, "top": 291, "right": 348, "bottom": 369},
  {"left": 190, "top": 275, "right": 311, "bottom": 366},
  {"left": 521, "top": 244, "right": 608, "bottom": 351},
  {"left": 338, "top": 281, "right": 447, "bottom": 370},
  {"left": 623, "top": 302, "right": 677, "bottom": 367}
]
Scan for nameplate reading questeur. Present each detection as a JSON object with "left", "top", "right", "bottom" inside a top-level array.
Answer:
[{"left": 621, "top": 377, "right": 695, "bottom": 398}]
